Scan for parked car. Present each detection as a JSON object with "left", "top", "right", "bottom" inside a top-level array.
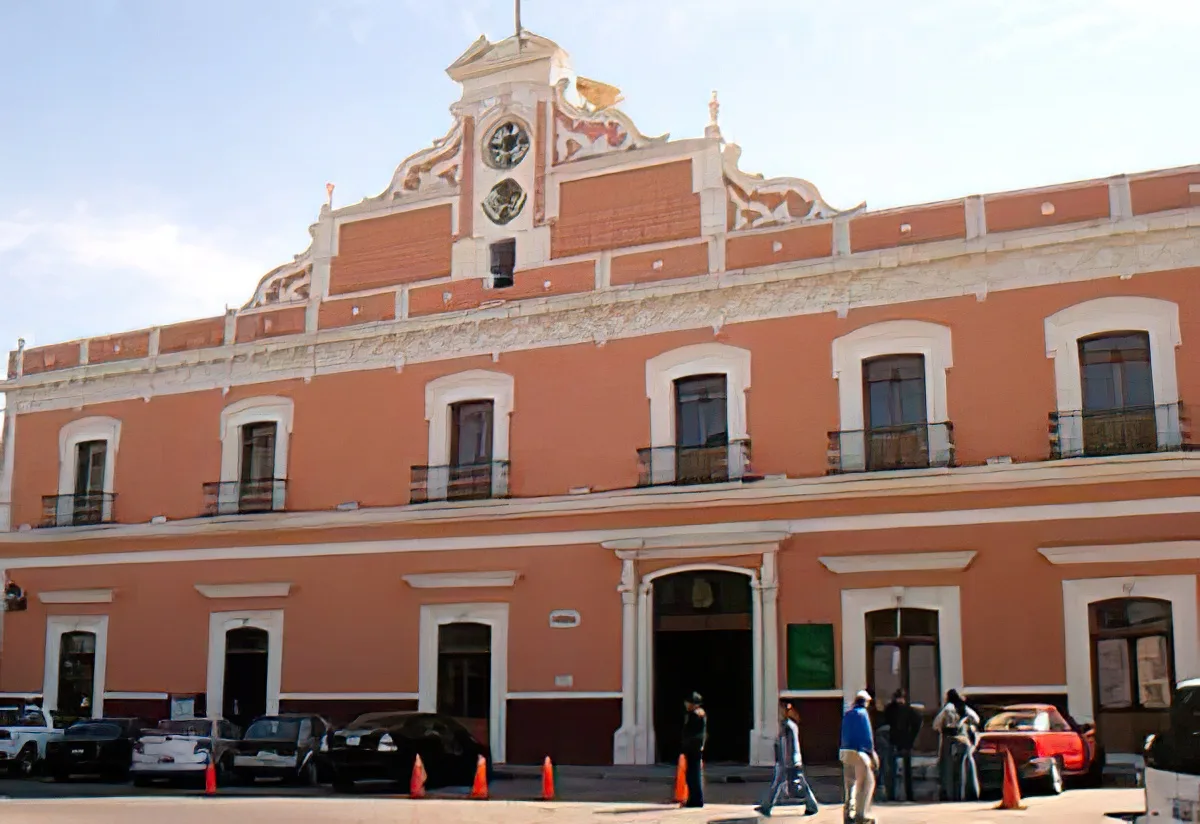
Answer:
[
  {"left": 0, "top": 704, "right": 64, "bottom": 777},
  {"left": 975, "top": 703, "right": 1104, "bottom": 795},
  {"left": 130, "top": 717, "right": 241, "bottom": 786},
  {"left": 326, "top": 712, "right": 488, "bottom": 793},
  {"left": 230, "top": 714, "right": 329, "bottom": 785},
  {"left": 1145, "top": 679, "right": 1200, "bottom": 823},
  {"left": 45, "top": 717, "right": 144, "bottom": 781}
]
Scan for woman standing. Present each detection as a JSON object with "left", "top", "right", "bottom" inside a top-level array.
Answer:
[{"left": 933, "top": 689, "right": 979, "bottom": 801}]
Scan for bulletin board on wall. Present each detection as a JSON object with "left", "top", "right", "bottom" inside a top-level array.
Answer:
[{"left": 786, "top": 623, "right": 835, "bottom": 690}]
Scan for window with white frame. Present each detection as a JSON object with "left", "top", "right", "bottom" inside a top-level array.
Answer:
[
  {"left": 52, "top": 417, "right": 121, "bottom": 527},
  {"left": 1044, "top": 297, "right": 1182, "bottom": 459},
  {"left": 43, "top": 615, "right": 108, "bottom": 719},
  {"left": 213, "top": 397, "right": 293, "bottom": 515},
  {"left": 642, "top": 343, "right": 750, "bottom": 486},
  {"left": 418, "top": 371, "right": 513, "bottom": 503}
]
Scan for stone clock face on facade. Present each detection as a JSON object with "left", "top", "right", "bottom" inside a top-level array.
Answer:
[
  {"left": 484, "top": 121, "right": 530, "bottom": 169},
  {"left": 482, "top": 178, "right": 526, "bottom": 225}
]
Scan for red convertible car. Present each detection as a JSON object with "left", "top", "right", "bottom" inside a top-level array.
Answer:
[{"left": 975, "top": 704, "right": 1104, "bottom": 795}]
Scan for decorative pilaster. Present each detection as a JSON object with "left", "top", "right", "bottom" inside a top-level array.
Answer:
[
  {"left": 753, "top": 551, "right": 780, "bottom": 766},
  {"left": 612, "top": 556, "right": 640, "bottom": 764}
]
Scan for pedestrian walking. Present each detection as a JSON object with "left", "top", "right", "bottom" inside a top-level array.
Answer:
[
  {"left": 840, "top": 690, "right": 877, "bottom": 824},
  {"left": 956, "top": 702, "right": 981, "bottom": 801},
  {"left": 756, "top": 703, "right": 819, "bottom": 817},
  {"left": 933, "top": 689, "right": 979, "bottom": 801},
  {"left": 882, "top": 688, "right": 922, "bottom": 802},
  {"left": 681, "top": 691, "right": 707, "bottom": 808}
]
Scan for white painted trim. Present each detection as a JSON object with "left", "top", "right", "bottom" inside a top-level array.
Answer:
[
  {"left": 402, "top": 571, "right": 519, "bottom": 589},
  {"left": 218, "top": 397, "right": 293, "bottom": 511},
  {"left": 104, "top": 691, "right": 168, "bottom": 701},
  {"left": 819, "top": 551, "right": 977, "bottom": 574},
  {"left": 961, "top": 685, "right": 1068, "bottom": 696},
  {"left": 38, "top": 589, "right": 113, "bottom": 604},
  {"left": 1039, "top": 541, "right": 1200, "bottom": 565},
  {"left": 840, "top": 586, "right": 964, "bottom": 712},
  {"left": 43, "top": 615, "right": 109, "bottom": 718},
  {"left": 194, "top": 582, "right": 292, "bottom": 599},
  {"left": 0, "top": 693, "right": 42, "bottom": 700},
  {"left": 0, "top": 407, "right": 17, "bottom": 532},
  {"left": 779, "top": 689, "right": 844, "bottom": 700},
  {"left": 5, "top": 494, "right": 1200, "bottom": 570},
  {"left": 506, "top": 692, "right": 622, "bottom": 700},
  {"left": 54, "top": 417, "right": 121, "bottom": 524},
  {"left": 424, "top": 370, "right": 514, "bottom": 499},
  {"left": 644, "top": 343, "right": 751, "bottom": 484},
  {"left": 279, "top": 692, "right": 419, "bottom": 702},
  {"left": 1044, "top": 297, "right": 1182, "bottom": 454},
  {"left": 1061, "top": 575, "right": 1198, "bottom": 725},
  {"left": 605, "top": 532, "right": 786, "bottom": 551},
  {"left": 206, "top": 610, "right": 284, "bottom": 720},
  {"left": 418, "top": 602, "right": 508, "bottom": 763},
  {"left": 831, "top": 319, "right": 952, "bottom": 435}
]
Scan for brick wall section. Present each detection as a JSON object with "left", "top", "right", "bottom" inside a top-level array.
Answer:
[
  {"left": 1130, "top": 170, "right": 1200, "bottom": 215},
  {"left": 158, "top": 317, "right": 227, "bottom": 355},
  {"left": 726, "top": 222, "right": 834, "bottom": 271},
  {"left": 20, "top": 342, "right": 81, "bottom": 375},
  {"left": 849, "top": 201, "right": 967, "bottom": 253},
  {"left": 88, "top": 330, "right": 152, "bottom": 365},
  {"left": 408, "top": 260, "right": 595, "bottom": 316},
  {"left": 318, "top": 291, "right": 397, "bottom": 330},
  {"left": 235, "top": 306, "right": 307, "bottom": 343},
  {"left": 551, "top": 160, "right": 701, "bottom": 258},
  {"left": 985, "top": 184, "right": 1110, "bottom": 233},
  {"left": 611, "top": 242, "right": 710, "bottom": 286},
  {"left": 328, "top": 204, "right": 454, "bottom": 295}
]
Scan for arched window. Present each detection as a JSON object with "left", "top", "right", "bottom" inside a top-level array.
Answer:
[{"left": 1076, "top": 332, "right": 1157, "bottom": 455}]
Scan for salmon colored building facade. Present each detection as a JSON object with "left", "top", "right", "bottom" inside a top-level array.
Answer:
[{"left": 1, "top": 32, "right": 1199, "bottom": 767}]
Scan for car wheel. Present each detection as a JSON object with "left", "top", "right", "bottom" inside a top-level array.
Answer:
[
  {"left": 15, "top": 744, "right": 39, "bottom": 779},
  {"left": 1042, "top": 758, "right": 1064, "bottom": 795},
  {"left": 298, "top": 758, "right": 318, "bottom": 787},
  {"left": 216, "top": 755, "right": 234, "bottom": 785}
]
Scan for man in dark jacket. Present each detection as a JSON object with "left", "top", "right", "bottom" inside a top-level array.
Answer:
[
  {"left": 882, "top": 689, "right": 923, "bottom": 801},
  {"left": 681, "top": 691, "right": 707, "bottom": 808}
]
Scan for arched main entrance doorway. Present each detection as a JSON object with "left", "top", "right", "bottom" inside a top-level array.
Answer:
[
  {"left": 652, "top": 569, "right": 753, "bottom": 764},
  {"left": 223, "top": 626, "right": 268, "bottom": 729}
]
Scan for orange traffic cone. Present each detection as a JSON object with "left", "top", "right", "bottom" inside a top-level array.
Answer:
[
  {"left": 204, "top": 758, "right": 217, "bottom": 795},
  {"left": 410, "top": 754, "right": 427, "bottom": 799},
  {"left": 541, "top": 756, "right": 555, "bottom": 801},
  {"left": 673, "top": 754, "right": 688, "bottom": 805},
  {"left": 996, "top": 750, "right": 1025, "bottom": 810},
  {"left": 469, "top": 754, "right": 488, "bottom": 800}
]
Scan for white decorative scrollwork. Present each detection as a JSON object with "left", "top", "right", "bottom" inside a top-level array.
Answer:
[
  {"left": 722, "top": 143, "right": 865, "bottom": 231},
  {"left": 244, "top": 224, "right": 316, "bottom": 309},
  {"left": 378, "top": 119, "right": 464, "bottom": 199},
  {"left": 551, "top": 78, "right": 668, "bottom": 164}
]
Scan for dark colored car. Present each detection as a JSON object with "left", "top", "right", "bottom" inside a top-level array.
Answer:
[
  {"left": 45, "top": 718, "right": 144, "bottom": 781},
  {"left": 230, "top": 714, "right": 329, "bottom": 785},
  {"left": 326, "top": 712, "right": 488, "bottom": 793},
  {"left": 975, "top": 704, "right": 1104, "bottom": 795}
]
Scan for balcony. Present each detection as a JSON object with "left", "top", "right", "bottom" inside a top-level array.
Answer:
[
  {"left": 203, "top": 479, "right": 288, "bottom": 516},
  {"left": 1050, "top": 403, "right": 1188, "bottom": 459},
  {"left": 827, "top": 422, "right": 955, "bottom": 474},
  {"left": 40, "top": 493, "right": 116, "bottom": 528},
  {"left": 411, "top": 461, "right": 510, "bottom": 504},
  {"left": 637, "top": 440, "right": 751, "bottom": 487}
]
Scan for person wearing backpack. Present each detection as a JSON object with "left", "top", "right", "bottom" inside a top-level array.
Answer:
[{"left": 933, "top": 689, "right": 979, "bottom": 801}]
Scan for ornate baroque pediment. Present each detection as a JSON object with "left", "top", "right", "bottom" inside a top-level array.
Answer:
[
  {"left": 378, "top": 118, "right": 465, "bottom": 200},
  {"left": 244, "top": 223, "right": 316, "bottom": 309},
  {"left": 552, "top": 78, "right": 668, "bottom": 164},
  {"left": 723, "top": 143, "right": 865, "bottom": 231}
]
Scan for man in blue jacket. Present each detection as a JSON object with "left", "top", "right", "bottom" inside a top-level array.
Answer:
[{"left": 839, "top": 690, "right": 878, "bottom": 824}]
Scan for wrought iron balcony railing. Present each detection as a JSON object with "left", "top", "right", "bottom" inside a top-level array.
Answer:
[
  {"left": 202, "top": 479, "right": 288, "bottom": 516},
  {"left": 637, "top": 440, "right": 751, "bottom": 487},
  {"left": 827, "top": 422, "right": 955, "bottom": 474},
  {"left": 1050, "top": 403, "right": 1188, "bottom": 459},
  {"left": 411, "top": 461, "right": 510, "bottom": 504},
  {"left": 40, "top": 493, "right": 116, "bottom": 528}
]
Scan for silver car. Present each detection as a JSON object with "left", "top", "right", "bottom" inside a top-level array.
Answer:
[{"left": 131, "top": 718, "right": 241, "bottom": 786}]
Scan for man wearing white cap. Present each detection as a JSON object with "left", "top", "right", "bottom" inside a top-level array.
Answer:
[{"left": 839, "top": 690, "right": 878, "bottom": 824}]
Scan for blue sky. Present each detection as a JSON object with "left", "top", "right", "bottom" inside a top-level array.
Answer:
[{"left": 1, "top": 0, "right": 1197, "bottom": 355}]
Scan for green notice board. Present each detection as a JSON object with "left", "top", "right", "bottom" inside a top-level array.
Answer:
[{"left": 786, "top": 623, "right": 835, "bottom": 690}]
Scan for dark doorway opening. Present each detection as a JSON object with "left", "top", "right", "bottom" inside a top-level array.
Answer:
[
  {"left": 653, "top": 570, "right": 753, "bottom": 764},
  {"left": 437, "top": 622, "right": 492, "bottom": 750},
  {"left": 1089, "top": 597, "right": 1174, "bottom": 753},
  {"left": 223, "top": 627, "right": 268, "bottom": 728}
]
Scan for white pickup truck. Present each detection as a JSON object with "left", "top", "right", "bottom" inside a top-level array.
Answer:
[{"left": 0, "top": 704, "right": 64, "bottom": 777}]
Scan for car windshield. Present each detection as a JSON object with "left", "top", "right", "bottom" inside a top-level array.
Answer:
[
  {"left": 0, "top": 708, "right": 25, "bottom": 726},
  {"left": 346, "top": 712, "right": 412, "bottom": 730},
  {"left": 66, "top": 722, "right": 122, "bottom": 738},
  {"left": 244, "top": 718, "right": 300, "bottom": 742},
  {"left": 155, "top": 719, "right": 211, "bottom": 737},
  {"left": 984, "top": 711, "right": 1050, "bottom": 732}
]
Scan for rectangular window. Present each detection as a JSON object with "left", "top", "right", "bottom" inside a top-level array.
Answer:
[
  {"left": 863, "top": 355, "right": 927, "bottom": 429},
  {"left": 73, "top": 441, "right": 107, "bottom": 497},
  {"left": 786, "top": 623, "right": 836, "bottom": 690},
  {"left": 57, "top": 631, "right": 97, "bottom": 718},
  {"left": 1080, "top": 332, "right": 1154, "bottom": 412},
  {"left": 489, "top": 240, "right": 516, "bottom": 289},
  {"left": 240, "top": 422, "right": 277, "bottom": 483},
  {"left": 674, "top": 375, "right": 728, "bottom": 448},
  {"left": 451, "top": 401, "right": 494, "bottom": 466},
  {"left": 437, "top": 623, "right": 491, "bottom": 720}
]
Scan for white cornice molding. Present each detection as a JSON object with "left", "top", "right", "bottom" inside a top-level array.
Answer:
[
  {"left": 961, "top": 685, "right": 1068, "bottom": 696},
  {"left": 104, "top": 691, "right": 168, "bottom": 700},
  {"left": 3, "top": 213, "right": 1197, "bottom": 414},
  {"left": 1038, "top": 541, "right": 1200, "bottom": 565},
  {"left": 402, "top": 571, "right": 519, "bottom": 589},
  {"left": 194, "top": 582, "right": 292, "bottom": 599},
  {"left": 818, "top": 551, "right": 977, "bottom": 574},
  {"left": 606, "top": 530, "right": 785, "bottom": 561},
  {"left": 37, "top": 588, "right": 114, "bottom": 604},
  {"left": 279, "top": 692, "right": 419, "bottom": 701}
]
